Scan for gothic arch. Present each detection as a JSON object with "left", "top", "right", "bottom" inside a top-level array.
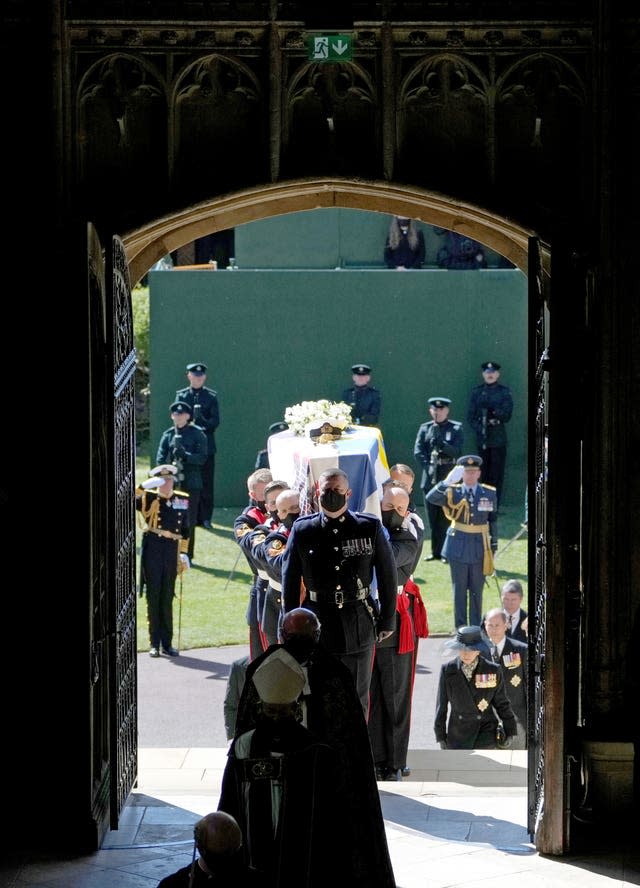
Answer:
[{"left": 123, "top": 177, "right": 543, "bottom": 286}]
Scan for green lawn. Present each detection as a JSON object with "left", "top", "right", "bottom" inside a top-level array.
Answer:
[{"left": 135, "top": 458, "right": 528, "bottom": 651}]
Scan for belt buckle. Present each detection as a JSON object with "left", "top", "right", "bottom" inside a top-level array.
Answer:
[{"left": 335, "top": 590, "right": 344, "bottom": 608}]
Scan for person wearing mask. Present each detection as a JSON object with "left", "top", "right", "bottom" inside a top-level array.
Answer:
[
  {"left": 281, "top": 467, "right": 397, "bottom": 717},
  {"left": 368, "top": 484, "right": 424, "bottom": 781},
  {"left": 231, "top": 609, "right": 396, "bottom": 888},
  {"left": 232, "top": 468, "right": 274, "bottom": 659}
]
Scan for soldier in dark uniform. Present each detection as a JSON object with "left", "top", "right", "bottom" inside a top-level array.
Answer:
[
  {"left": 232, "top": 468, "right": 274, "bottom": 660},
  {"left": 281, "top": 467, "right": 397, "bottom": 717},
  {"left": 483, "top": 607, "right": 528, "bottom": 748},
  {"left": 466, "top": 361, "right": 513, "bottom": 506},
  {"left": 248, "top": 488, "right": 301, "bottom": 647},
  {"left": 434, "top": 625, "right": 517, "bottom": 749},
  {"left": 342, "top": 362, "right": 381, "bottom": 426},
  {"left": 175, "top": 362, "right": 220, "bottom": 529},
  {"left": 426, "top": 454, "right": 498, "bottom": 629},
  {"left": 413, "top": 396, "right": 464, "bottom": 561},
  {"left": 254, "top": 421, "right": 288, "bottom": 470},
  {"left": 238, "top": 480, "right": 290, "bottom": 651},
  {"left": 156, "top": 401, "right": 208, "bottom": 562},
  {"left": 135, "top": 464, "right": 191, "bottom": 657},
  {"left": 368, "top": 485, "right": 424, "bottom": 781}
]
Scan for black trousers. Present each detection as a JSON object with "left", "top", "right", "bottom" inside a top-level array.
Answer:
[
  {"left": 186, "top": 489, "right": 201, "bottom": 560},
  {"left": 198, "top": 453, "right": 216, "bottom": 522},
  {"left": 368, "top": 646, "right": 415, "bottom": 770},
  {"left": 425, "top": 497, "right": 449, "bottom": 558},
  {"left": 261, "top": 586, "right": 282, "bottom": 648},
  {"left": 141, "top": 533, "right": 178, "bottom": 649},
  {"left": 477, "top": 445, "right": 506, "bottom": 505}
]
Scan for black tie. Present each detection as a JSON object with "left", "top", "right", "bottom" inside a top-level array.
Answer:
[
  {"left": 467, "top": 488, "right": 474, "bottom": 506},
  {"left": 491, "top": 644, "right": 499, "bottom": 662}
]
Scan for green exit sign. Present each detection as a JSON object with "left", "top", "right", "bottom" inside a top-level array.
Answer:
[{"left": 307, "top": 34, "right": 353, "bottom": 62}]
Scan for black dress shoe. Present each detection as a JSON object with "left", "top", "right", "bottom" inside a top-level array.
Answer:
[
  {"left": 375, "top": 766, "right": 385, "bottom": 781},
  {"left": 202, "top": 520, "right": 213, "bottom": 530},
  {"left": 162, "top": 646, "right": 179, "bottom": 657},
  {"left": 383, "top": 768, "right": 402, "bottom": 781},
  {"left": 401, "top": 767, "right": 411, "bottom": 777},
  {"left": 149, "top": 647, "right": 160, "bottom": 658}
]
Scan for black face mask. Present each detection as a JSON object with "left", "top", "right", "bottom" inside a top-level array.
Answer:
[
  {"left": 251, "top": 498, "right": 265, "bottom": 510},
  {"left": 199, "top": 847, "right": 243, "bottom": 877},
  {"left": 382, "top": 509, "right": 404, "bottom": 531},
  {"left": 320, "top": 489, "right": 347, "bottom": 512},
  {"left": 284, "top": 635, "right": 318, "bottom": 663},
  {"left": 268, "top": 509, "right": 279, "bottom": 522},
  {"left": 281, "top": 512, "right": 300, "bottom": 530}
]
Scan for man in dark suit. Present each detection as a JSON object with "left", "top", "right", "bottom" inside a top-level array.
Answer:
[
  {"left": 501, "top": 578, "right": 528, "bottom": 642},
  {"left": 426, "top": 454, "right": 498, "bottom": 629},
  {"left": 484, "top": 607, "right": 528, "bottom": 748}
]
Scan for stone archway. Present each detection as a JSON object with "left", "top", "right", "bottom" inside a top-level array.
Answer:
[{"left": 123, "top": 178, "right": 545, "bottom": 285}]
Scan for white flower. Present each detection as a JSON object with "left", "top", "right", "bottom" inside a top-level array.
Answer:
[{"left": 284, "top": 400, "right": 353, "bottom": 436}]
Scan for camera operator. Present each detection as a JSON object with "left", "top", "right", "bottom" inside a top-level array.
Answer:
[{"left": 156, "top": 401, "right": 207, "bottom": 562}]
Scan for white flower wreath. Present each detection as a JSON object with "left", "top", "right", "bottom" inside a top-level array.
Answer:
[{"left": 284, "top": 399, "right": 353, "bottom": 437}]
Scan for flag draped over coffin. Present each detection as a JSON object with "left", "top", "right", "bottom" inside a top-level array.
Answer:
[{"left": 267, "top": 426, "right": 390, "bottom": 517}]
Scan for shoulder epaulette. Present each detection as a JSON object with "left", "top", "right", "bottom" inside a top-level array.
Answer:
[
  {"left": 174, "top": 489, "right": 190, "bottom": 497},
  {"left": 481, "top": 483, "right": 496, "bottom": 490}
]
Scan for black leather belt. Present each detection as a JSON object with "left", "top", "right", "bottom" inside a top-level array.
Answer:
[{"left": 309, "top": 588, "right": 369, "bottom": 607}]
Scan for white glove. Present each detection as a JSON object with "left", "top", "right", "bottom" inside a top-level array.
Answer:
[
  {"left": 443, "top": 464, "right": 464, "bottom": 485},
  {"left": 179, "top": 554, "right": 191, "bottom": 570},
  {"left": 141, "top": 476, "right": 166, "bottom": 489}
]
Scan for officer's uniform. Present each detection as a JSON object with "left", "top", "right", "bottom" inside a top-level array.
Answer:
[
  {"left": 136, "top": 474, "right": 190, "bottom": 655},
  {"left": 233, "top": 503, "right": 272, "bottom": 660},
  {"left": 434, "top": 652, "right": 517, "bottom": 749},
  {"left": 175, "top": 362, "right": 220, "bottom": 526},
  {"left": 426, "top": 455, "right": 497, "bottom": 628},
  {"left": 488, "top": 635, "right": 528, "bottom": 749},
  {"left": 249, "top": 524, "right": 293, "bottom": 648},
  {"left": 156, "top": 401, "right": 208, "bottom": 561},
  {"left": 413, "top": 397, "right": 464, "bottom": 559},
  {"left": 254, "top": 421, "right": 288, "bottom": 470},
  {"left": 466, "top": 362, "right": 513, "bottom": 504},
  {"left": 282, "top": 510, "right": 397, "bottom": 716},
  {"left": 342, "top": 362, "right": 381, "bottom": 426},
  {"left": 368, "top": 514, "right": 424, "bottom": 779}
]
